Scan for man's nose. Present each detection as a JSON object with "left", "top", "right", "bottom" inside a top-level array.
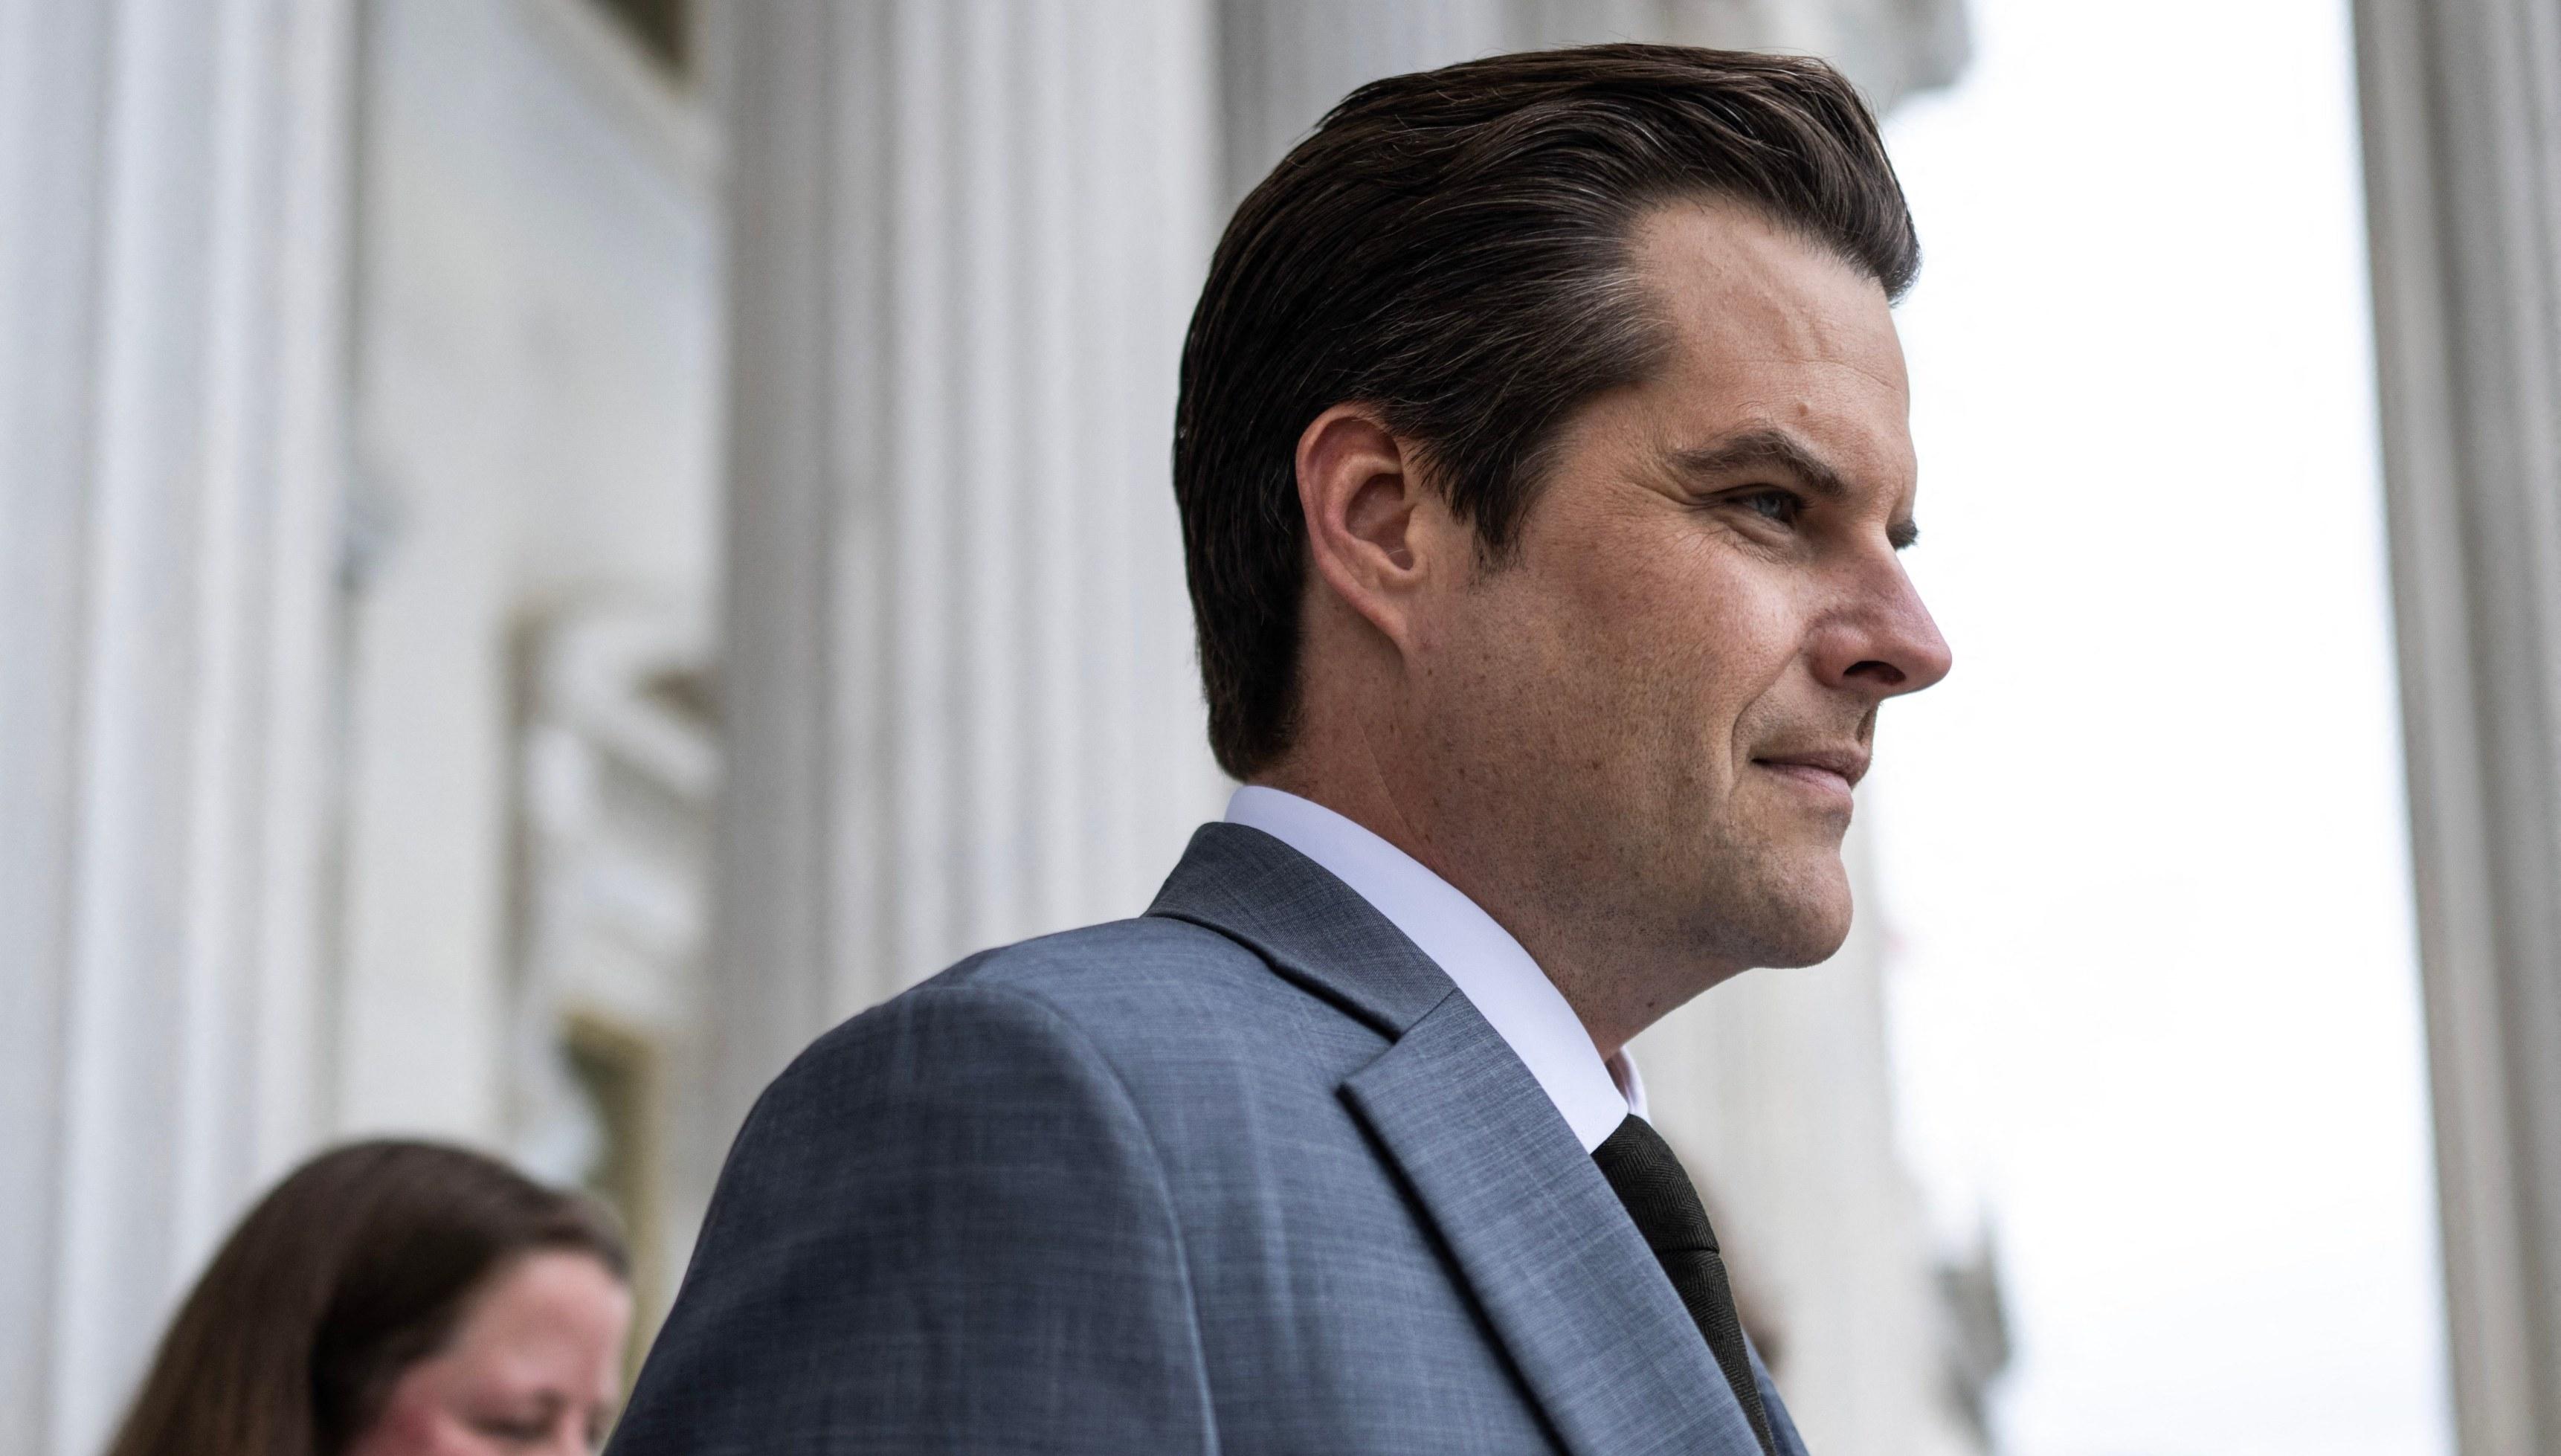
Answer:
[{"left": 1814, "top": 556, "right": 1952, "bottom": 699}]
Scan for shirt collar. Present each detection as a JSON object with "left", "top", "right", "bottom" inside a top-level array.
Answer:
[{"left": 1224, "top": 785, "right": 1643, "bottom": 1152}]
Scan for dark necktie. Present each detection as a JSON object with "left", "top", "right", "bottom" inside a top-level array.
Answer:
[{"left": 1592, "top": 1114, "right": 1779, "bottom": 1456}]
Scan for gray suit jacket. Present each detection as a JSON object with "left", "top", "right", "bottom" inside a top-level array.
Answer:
[{"left": 609, "top": 823, "right": 1808, "bottom": 1454}]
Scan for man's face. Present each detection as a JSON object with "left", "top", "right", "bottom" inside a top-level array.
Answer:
[{"left": 1411, "top": 199, "right": 1949, "bottom": 982}]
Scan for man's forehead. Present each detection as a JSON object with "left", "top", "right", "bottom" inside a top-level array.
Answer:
[
  {"left": 1630, "top": 199, "right": 1909, "bottom": 395},
  {"left": 1614, "top": 200, "right": 1914, "bottom": 493}
]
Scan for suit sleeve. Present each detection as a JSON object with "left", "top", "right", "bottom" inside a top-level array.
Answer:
[{"left": 606, "top": 984, "right": 1217, "bottom": 1455}]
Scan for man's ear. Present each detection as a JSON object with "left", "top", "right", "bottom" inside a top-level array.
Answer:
[{"left": 1295, "top": 404, "right": 1448, "bottom": 649}]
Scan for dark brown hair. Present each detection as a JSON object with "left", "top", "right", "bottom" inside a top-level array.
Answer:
[
  {"left": 1174, "top": 43, "right": 1919, "bottom": 779},
  {"left": 106, "top": 1139, "right": 628, "bottom": 1456}
]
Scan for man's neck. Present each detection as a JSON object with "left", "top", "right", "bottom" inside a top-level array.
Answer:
[{"left": 1246, "top": 764, "right": 1672, "bottom": 1062}]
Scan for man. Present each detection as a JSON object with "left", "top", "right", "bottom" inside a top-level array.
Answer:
[{"left": 613, "top": 44, "right": 1948, "bottom": 1455}]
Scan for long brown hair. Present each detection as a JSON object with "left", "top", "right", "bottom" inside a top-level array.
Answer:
[{"left": 106, "top": 1139, "right": 628, "bottom": 1456}]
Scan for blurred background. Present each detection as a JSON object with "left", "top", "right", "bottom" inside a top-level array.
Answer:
[{"left": 5, "top": 1, "right": 2555, "bottom": 1455}]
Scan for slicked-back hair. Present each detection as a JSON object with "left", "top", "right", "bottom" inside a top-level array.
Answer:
[{"left": 1174, "top": 43, "right": 1919, "bottom": 780}]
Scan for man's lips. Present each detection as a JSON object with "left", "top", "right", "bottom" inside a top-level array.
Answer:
[{"left": 1750, "top": 747, "right": 1869, "bottom": 799}]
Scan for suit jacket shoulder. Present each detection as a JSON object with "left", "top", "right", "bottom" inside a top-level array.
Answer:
[
  {"left": 932, "top": 912, "right": 1413, "bottom": 1138},
  {"left": 611, "top": 970, "right": 1222, "bottom": 1454}
]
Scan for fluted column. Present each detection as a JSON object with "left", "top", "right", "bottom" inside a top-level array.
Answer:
[
  {"left": 2355, "top": 1, "right": 2561, "bottom": 1449},
  {"left": 709, "top": 0, "right": 1225, "bottom": 1159},
  {"left": 0, "top": 1, "right": 355, "bottom": 1452}
]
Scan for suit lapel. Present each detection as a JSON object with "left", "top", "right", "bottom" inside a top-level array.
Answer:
[
  {"left": 1150, "top": 824, "right": 1766, "bottom": 1455},
  {"left": 1343, "top": 993, "right": 1764, "bottom": 1456}
]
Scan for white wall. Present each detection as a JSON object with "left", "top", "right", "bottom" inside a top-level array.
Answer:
[{"left": 337, "top": 0, "right": 721, "bottom": 1143}]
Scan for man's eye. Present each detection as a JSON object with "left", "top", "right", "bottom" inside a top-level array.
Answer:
[{"left": 1733, "top": 489, "right": 1801, "bottom": 525}]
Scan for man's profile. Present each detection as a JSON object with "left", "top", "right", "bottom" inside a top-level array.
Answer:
[{"left": 611, "top": 43, "right": 1948, "bottom": 1455}]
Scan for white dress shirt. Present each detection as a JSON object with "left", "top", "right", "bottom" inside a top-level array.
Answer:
[{"left": 1225, "top": 785, "right": 1645, "bottom": 1153}]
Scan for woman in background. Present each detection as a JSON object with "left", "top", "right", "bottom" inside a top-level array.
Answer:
[{"left": 107, "top": 1139, "right": 632, "bottom": 1456}]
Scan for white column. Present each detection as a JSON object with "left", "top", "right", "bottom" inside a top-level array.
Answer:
[
  {"left": 2355, "top": 1, "right": 2561, "bottom": 1450},
  {"left": 0, "top": 1, "right": 354, "bottom": 1452},
  {"left": 709, "top": 0, "right": 1225, "bottom": 1155}
]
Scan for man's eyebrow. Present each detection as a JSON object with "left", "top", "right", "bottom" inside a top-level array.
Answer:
[
  {"left": 1667, "top": 428, "right": 1853, "bottom": 500},
  {"left": 1671, "top": 428, "right": 1923, "bottom": 549}
]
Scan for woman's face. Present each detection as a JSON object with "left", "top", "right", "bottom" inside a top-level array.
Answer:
[{"left": 349, "top": 1251, "right": 633, "bottom": 1456}]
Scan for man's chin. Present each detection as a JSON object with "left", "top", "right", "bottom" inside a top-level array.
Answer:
[
  {"left": 1753, "top": 914, "right": 1852, "bottom": 968},
  {"left": 1698, "top": 858, "right": 1853, "bottom": 968}
]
